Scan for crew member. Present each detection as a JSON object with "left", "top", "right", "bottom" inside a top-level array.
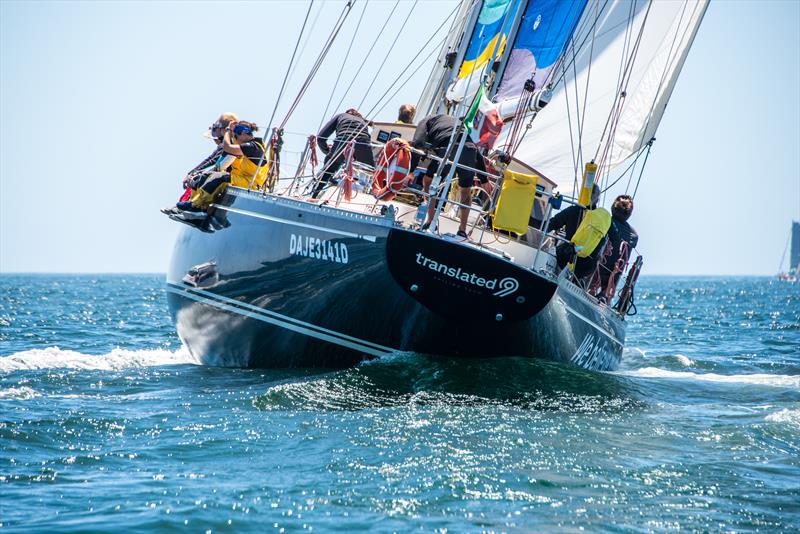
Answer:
[
  {"left": 313, "top": 108, "right": 375, "bottom": 198},
  {"left": 409, "top": 114, "right": 488, "bottom": 239},
  {"left": 598, "top": 194, "right": 639, "bottom": 292},
  {"left": 223, "top": 121, "right": 268, "bottom": 189},
  {"left": 175, "top": 112, "right": 238, "bottom": 204},
  {"left": 167, "top": 120, "right": 266, "bottom": 216},
  {"left": 397, "top": 104, "right": 416, "bottom": 125},
  {"left": 548, "top": 184, "right": 608, "bottom": 279}
]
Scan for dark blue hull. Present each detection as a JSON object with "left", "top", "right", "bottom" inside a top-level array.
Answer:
[{"left": 166, "top": 189, "right": 626, "bottom": 370}]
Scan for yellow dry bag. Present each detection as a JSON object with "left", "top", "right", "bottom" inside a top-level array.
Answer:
[
  {"left": 571, "top": 207, "right": 611, "bottom": 258},
  {"left": 492, "top": 170, "right": 538, "bottom": 235}
]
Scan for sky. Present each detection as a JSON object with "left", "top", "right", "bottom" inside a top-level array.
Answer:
[{"left": 1, "top": 0, "right": 798, "bottom": 275}]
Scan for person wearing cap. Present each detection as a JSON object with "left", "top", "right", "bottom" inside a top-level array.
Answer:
[
  {"left": 313, "top": 108, "right": 375, "bottom": 199},
  {"left": 164, "top": 119, "right": 267, "bottom": 216},
  {"left": 177, "top": 112, "right": 238, "bottom": 202},
  {"left": 222, "top": 121, "right": 268, "bottom": 189}
]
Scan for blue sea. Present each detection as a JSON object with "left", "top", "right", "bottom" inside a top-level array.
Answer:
[{"left": 1, "top": 274, "right": 798, "bottom": 532}]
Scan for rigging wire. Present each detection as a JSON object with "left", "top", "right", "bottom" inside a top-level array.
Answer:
[
  {"left": 279, "top": 0, "right": 356, "bottom": 130},
  {"left": 305, "top": 3, "right": 461, "bottom": 193},
  {"left": 260, "top": 0, "right": 315, "bottom": 146},
  {"left": 634, "top": 0, "right": 698, "bottom": 155},
  {"left": 287, "top": 2, "right": 324, "bottom": 86},
  {"left": 318, "top": 0, "right": 370, "bottom": 129},
  {"left": 357, "top": 0, "right": 419, "bottom": 111},
  {"left": 630, "top": 138, "right": 653, "bottom": 198},
  {"left": 365, "top": 1, "right": 460, "bottom": 118},
  {"left": 593, "top": 0, "right": 652, "bottom": 179},
  {"left": 332, "top": 0, "right": 401, "bottom": 114}
]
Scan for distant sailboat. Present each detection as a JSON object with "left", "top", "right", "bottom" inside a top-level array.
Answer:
[{"left": 778, "top": 221, "right": 799, "bottom": 282}]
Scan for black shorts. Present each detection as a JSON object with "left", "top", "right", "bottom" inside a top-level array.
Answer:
[{"left": 425, "top": 145, "right": 486, "bottom": 188}]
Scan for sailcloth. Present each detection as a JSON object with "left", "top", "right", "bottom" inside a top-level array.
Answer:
[
  {"left": 503, "top": 0, "right": 709, "bottom": 195},
  {"left": 494, "top": 0, "right": 587, "bottom": 103},
  {"left": 446, "top": 0, "right": 520, "bottom": 103}
]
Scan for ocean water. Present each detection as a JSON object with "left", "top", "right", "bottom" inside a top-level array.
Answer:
[{"left": 1, "top": 274, "right": 798, "bottom": 533}]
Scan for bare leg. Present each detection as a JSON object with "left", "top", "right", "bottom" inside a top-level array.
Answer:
[
  {"left": 458, "top": 186, "right": 471, "bottom": 234},
  {"left": 422, "top": 176, "right": 436, "bottom": 227}
]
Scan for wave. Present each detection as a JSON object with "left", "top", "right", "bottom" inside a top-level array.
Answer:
[
  {"left": 616, "top": 367, "right": 800, "bottom": 388},
  {"left": 0, "top": 346, "right": 197, "bottom": 372},
  {"left": 765, "top": 408, "right": 800, "bottom": 426},
  {"left": 0, "top": 386, "right": 40, "bottom": 399}
]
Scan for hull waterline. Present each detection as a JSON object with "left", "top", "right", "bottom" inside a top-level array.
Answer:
[{"left": 166, "top": 189, "right": 625, "bottom": 370}]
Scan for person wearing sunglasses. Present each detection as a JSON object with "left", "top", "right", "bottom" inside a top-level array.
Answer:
[{"left": 221, "top": 121, "right": 268, "bottom": 189}]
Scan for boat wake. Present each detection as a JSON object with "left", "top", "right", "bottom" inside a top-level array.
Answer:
[
  {"left": 0, "top": 346, "right": 198, "bottom": 372},
  {"left": 253, "top": 351, "right": 643, "bottom": 413},
  {"left": 615, "top": 367, "right": 800, "bottom": 389}
]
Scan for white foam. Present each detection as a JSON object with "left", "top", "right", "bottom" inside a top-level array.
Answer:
[
  {"left": 616, "top": 367, "right": 800, "bottom": 388},
  {"left": 674, "top": 354, "right": 695, "bottom": 367},
  {"left": 0, "top": 346, "right": 198, "bottom": 372},
  {"left": 0, "top": 386, "right": 40, "bottom": 399},
  {"left": 765, "top": 408, "right": 800, "bottom": 426}
]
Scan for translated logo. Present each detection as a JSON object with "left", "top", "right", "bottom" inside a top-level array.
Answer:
[
  {"left": 415, "top": 253, "right": 519, "bottom": 297},
  {"left": 493, "top": 278, "right": 519, "bottom": 297}
]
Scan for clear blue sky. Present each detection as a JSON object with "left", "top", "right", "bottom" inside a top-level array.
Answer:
[{"left": 1, "top": 0, "right": 798, "bottom": 275}]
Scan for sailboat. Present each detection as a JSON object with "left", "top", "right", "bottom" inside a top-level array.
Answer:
[
  {"left": 165, "top": 0, "right": 708, "bottom": 369},
  {"left": 777, "top": 221, "right": 799, "bottom": 282}
]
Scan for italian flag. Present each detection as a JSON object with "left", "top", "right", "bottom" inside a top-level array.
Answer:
[{"left": 463, "top": 85, "right": 504, "bottom": 150}]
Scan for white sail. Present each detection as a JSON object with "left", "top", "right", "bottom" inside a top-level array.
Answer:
[{"left": 506, "top": 0, "right": 708, "bottom": 195}]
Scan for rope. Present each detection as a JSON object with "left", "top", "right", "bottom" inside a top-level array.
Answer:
[
  {"left": 332, "top": 0, "right": 401, "bottom": 114},
  {"left": 279, "top": 1, "right": 355, "bottom": 130},
  {"left": 318, "top": 0, "right": 370, "bottom": 130},
  {"left": 261, "top": 0, "right": 315, "bottom": 153},
  {"left": 247, "top": 0, "right": 315, "bottom": 189},
  {"left": 630, "top": 136, "right": 653, "bottom": 198},
  {"left": 357, "top": 0, "right": 419, "bottom": 111}
]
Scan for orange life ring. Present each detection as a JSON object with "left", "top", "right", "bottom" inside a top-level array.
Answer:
[{"left": 372, "top": 138, "right": 411, "bottom": 201}]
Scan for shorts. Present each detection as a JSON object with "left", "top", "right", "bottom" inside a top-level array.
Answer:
[{"left": 425, "top": 144, "right": 486, "bottom": 188}]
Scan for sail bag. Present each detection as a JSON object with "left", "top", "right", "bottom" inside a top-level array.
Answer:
[{"left": 492, "top": 170, "right": 538, "bottom": 235}]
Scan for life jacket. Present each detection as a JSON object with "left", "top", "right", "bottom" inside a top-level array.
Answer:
[
  {"left": 372, "top": 138, "right": 411, "bottom": 201},
  {"left": 571, "top": 207, "right": 612, "bottom": 258},
  {"left": 229, "top": 140, "right": 268, "bottom": 189}
]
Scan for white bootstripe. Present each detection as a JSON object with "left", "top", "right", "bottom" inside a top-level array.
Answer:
[
  {"left": 561, "top": 302, "right": 624, "bottom": 346},
  {"left": 167, "top": 285, "right": 394, "bottom": 357},
  {"left": 212, "top": 205, "right": 378, "bottom": 243}
]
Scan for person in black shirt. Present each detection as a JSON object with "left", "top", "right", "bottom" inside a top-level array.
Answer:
[
  {"left": 313, "top": 108, "right": 375, "bottom": 198},
  {"left": 409, "top": 114, "right": 488, "bottom": 238},
  {"left": 598, "top": 195, "right": 639, "bottom": 293}
]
